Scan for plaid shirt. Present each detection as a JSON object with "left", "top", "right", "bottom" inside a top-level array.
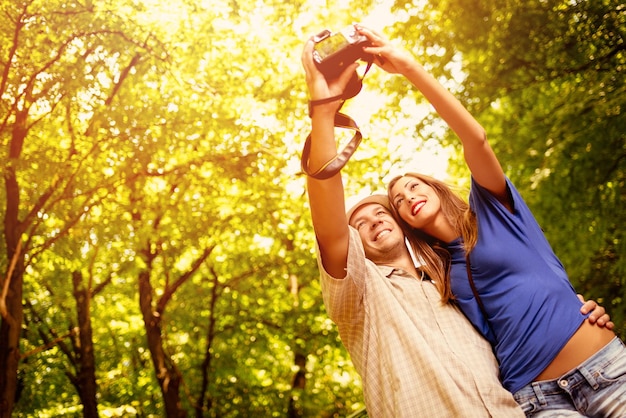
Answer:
[{"left": 318, "top": 227, "right": 523, "bottom": 417}]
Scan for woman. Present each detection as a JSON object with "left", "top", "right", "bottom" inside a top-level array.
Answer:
[{"left": 354, "top": 26, "right": 626, "bottom": 416}]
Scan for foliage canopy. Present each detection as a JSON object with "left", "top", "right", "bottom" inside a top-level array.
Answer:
[{"left": 0, "top": 0, "right": 624, "bottom": 416}]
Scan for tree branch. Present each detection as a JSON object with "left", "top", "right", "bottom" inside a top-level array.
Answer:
[{"left": 20, "top": 327, "right": 79, "bottom": 360}]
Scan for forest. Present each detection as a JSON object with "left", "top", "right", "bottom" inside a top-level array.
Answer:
[{"left": 0, "top": 0, "right": 624, "bottom": 416}]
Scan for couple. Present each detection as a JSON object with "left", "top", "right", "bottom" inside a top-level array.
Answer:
[{"left": 301, "top": 25, "right": 626, "bottom": 417}]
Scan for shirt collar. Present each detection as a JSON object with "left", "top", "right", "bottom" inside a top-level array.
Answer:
[
  {"left": 377, "top": 264, "right": 396, "bottom": 278},
  {"left": 378, "top": 264, "right": 429, "bottom": 281}
]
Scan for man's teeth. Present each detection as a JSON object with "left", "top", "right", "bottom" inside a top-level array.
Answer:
[{"left": 376, "top": 230, "right": 390, "bottom": 240}]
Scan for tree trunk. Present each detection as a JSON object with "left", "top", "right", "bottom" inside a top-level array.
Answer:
[
  {"left": 70, "top": 271, "right": 99, "bottom": 418},
  {"left": 0, "top": 268, "right": 23, "bottom": 418},
  {"left": 138, "top": 269, "right": 186, "bottom": 417},
  {"left": 287, "top": 353, "right": 307, "bottom": 418},
  {"left": 0, "top": 113, "right": 27, "bottom": 417},
  {"left": 194, "top": 273, "right": 220, "bottom": 418}
]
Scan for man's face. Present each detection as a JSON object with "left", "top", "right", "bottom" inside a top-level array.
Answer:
[{"left": 349, "top": 203, "right": 405, "bottom": 263}]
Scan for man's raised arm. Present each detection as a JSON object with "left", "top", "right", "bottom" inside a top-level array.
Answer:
[{"left": 301, "top": 38, "right": 360, "bottom": 278}]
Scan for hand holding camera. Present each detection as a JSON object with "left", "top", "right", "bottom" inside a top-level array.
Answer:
[
  {"left": 300, "top": 25, "right": 376, "bottom": 179},
  {"left": 301, "top": 25, "right": 423, "bottom": 178},
  {"left": 312, "top": 25, "right": 373, "bottom": 80}
]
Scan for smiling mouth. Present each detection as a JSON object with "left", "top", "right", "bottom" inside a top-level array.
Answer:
[
  {"left": 411, "top": 201, "right": 425, "bottom": 216},
  {"left": 375, "top": 230, "right": 391, "bottom": 241}
]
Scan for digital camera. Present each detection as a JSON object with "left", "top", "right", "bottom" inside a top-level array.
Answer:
[{"left": 312, "top": 26, "right": 372, "bottom": 79}]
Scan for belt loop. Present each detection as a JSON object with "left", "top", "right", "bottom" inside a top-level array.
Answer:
[
  {"left": 579, "top": 366, "right": 599, "bottom": 390},
  {"left": 532, "top": 382, "right": 547, "bottom": 406}
]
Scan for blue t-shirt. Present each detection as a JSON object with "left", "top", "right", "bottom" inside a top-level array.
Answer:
[{"left": 447, "top": 177, "right": 587, "bottom": 393}]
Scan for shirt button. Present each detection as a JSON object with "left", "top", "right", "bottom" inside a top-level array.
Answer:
[{"left": 559, "top": 379, "right": 569, "bottom": 388}]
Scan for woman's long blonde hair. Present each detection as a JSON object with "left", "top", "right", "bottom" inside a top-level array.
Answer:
[{"left": 387, "top": 173, "right": 477, "bottom": 303}]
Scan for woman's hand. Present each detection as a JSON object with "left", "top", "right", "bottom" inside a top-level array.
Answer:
[{"left": 356, "top": 25, "right": 415, "bottom": 75}]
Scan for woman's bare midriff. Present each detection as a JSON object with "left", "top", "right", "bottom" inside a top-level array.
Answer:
[{"left": 534, "top": 320, "right": 615, "bottom": 382}]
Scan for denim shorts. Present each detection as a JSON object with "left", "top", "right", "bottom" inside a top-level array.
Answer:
[{"left": 513, "top": 337, "right": 626, "bottom": 417}]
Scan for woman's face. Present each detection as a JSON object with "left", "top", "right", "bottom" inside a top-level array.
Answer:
[{"left": 389, "top": 175, "right": 441, "bottom": 231}]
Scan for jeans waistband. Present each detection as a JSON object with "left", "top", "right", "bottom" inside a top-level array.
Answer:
[{"left": 515, "top": 336, "right": 623, "bottom": 400}]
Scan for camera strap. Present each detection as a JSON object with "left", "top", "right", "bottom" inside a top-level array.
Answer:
[
  {"left": 301, "top": 62, "right": 372, "bottom": 179},
  {"left": 300, "top": 110, "right": 362, "bottom": 179}
]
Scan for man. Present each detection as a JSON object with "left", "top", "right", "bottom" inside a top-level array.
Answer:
[{"left": 300, "top": 29, "right": 612, "bottom": 417}]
